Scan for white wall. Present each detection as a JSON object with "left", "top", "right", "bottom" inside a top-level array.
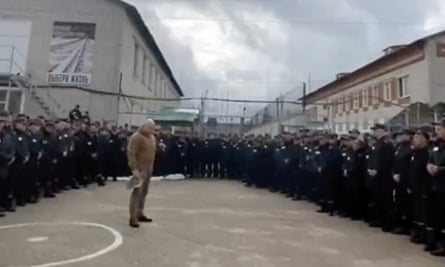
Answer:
[
  {"left": 0, "top": 0, "right": 181, "bottom": 123},
  {"left": 118, "top": 12, "right": 180, "bottom": 125},
  {"left": 0, "top": 0, "right": 124, "bottom": 120},
  {"left": 246, "top": 115, "right": 305, "bottom": 136},
  {"left": 426, "top": 36, "right": 445, "bottom": 105},
  {"left": 326, "top": 55, "right": 429, "bottom": 134}
]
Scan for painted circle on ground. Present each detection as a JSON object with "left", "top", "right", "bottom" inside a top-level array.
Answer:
[
  {"left": 0, "top": 222, "right": 123, "bottom": 267},
  {"left": 27, "top": 236, "right": 49, "bottom": 243}
]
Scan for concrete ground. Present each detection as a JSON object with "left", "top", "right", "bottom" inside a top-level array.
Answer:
[{"left": 0, "top": 179, "right": 444, "bottom": 267}]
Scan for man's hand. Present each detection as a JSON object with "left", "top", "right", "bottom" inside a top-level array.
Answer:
[
  {"left": 128, "top": 170, "right": 143, "bottom": 189},
  {"left": 393, "top": 174, "right": 400, "bottom": 183},
  {"left": 368, "top": 169, "right": 377, "bottom": 177},
  {"left": 427, "top": 164, "right": 439, "bottom": 176},
  {"left": 132, "top": 170, "right": 141, "bottom": 179}
]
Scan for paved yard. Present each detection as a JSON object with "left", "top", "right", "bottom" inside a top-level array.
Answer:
[{"left": 0, "top": 179, "right": 444, "bottom": 267}]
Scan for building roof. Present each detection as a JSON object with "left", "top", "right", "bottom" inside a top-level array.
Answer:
[
  {"left": 153, "top": 109, "right": 198, "bottom": 125},
  {"left": 108, "top": 0, "right": 184, "bottom": 97},
  {"left": 303, "top": 30, "right": 445, "bottom": 103}
]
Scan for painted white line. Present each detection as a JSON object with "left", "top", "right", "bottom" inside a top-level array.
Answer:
[
  {"left": 27, "top": 237, "right": 49, "bottom": 243},
  {"left": 0, "top": 222, "right": 123, "bottom": 267}
]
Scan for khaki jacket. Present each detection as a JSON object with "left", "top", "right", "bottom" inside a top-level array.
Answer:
[{"left": 127, "top": 130, "right": 157, "bottom": 172}]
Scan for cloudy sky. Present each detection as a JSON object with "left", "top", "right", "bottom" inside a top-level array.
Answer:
[{"left": 126, "top": 0, "right": 445, "bottom": 116}]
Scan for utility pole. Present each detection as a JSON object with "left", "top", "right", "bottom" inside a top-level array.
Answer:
[
  {"left": 416, "top": 102, "right": 420, "bottom": 126},
  {"left": 302, "top": 82, "right": 307, "bottom": 113},
  {"left": 117, "top": 72, "right": 123, "bottom": 121},
  {"left": 199, "top": 89, "right": 208, "bottom": 137},
  {"left": 404, "top": 107, "right": 410, "bottom": 127},
  {"left": 9, "top": 46, "right": 15, "bottom": 73}
]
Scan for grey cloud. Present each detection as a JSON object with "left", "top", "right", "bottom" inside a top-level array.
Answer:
[{"left": 130, "top": 0, "right": 442, "bottom": 116}]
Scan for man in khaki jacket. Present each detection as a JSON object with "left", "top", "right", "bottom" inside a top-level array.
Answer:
[{"left": 127, "top": 119, "right": 157, "bottom": 228}]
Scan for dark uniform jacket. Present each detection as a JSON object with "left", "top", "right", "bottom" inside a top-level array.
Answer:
[
  {"left": 13, "top": 129, "right": 30, "bottom": 167},
  {"left": 0, "top": 131, "right": 16, "bottom": 179},
  {"left": 367, "top": 137, "right": 394, "bottom": 191},
  {"left": 409, "top": 147, "right": 431, "bottom": 194},
  {"left": 429, "top": 139, "right": 445, "bottom": 192},
  {"left": 393, "top": 142, "right": 412, "bottom": 189}
]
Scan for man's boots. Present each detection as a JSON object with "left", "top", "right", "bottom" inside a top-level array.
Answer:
[{"left": 424, "top": 229, "right": 437, "bottom": 252}]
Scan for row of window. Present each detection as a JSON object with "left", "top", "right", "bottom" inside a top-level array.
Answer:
[
  {"left": 334, "top": 76, "right": 409, "bottom": 113},
  {"left": 133, "top": 41, "right": 172, "bottom": 100},
  {"left": 335, "top": 118, "right": 385, "bottom": 132}
]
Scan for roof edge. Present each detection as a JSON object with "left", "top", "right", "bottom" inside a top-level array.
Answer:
[
  {"left": 302, "top": 29, "right": 445, "bottom": 102},
  {"left": 108, "top": 0, "right": 184, "bottom": 97}
]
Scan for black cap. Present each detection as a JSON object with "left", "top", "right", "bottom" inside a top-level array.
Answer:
[
  {"left": 415, "top": 129, "right": 430, "bottom": 140},
  {"left": 394, "top": 128, "right": 415, "bottom": 137},
  {"left": 349, "top": 129, "right": 360, "bottom": 135},
  {"left": 14, "top": 116, "right": 27, "bottom": 124},
  {"left": 329, "top": 133, "right": 338, "bottom": 139},
  {"left": 340, "top": 134, "right": 354, "bottom": 141},
  {"left": 432, "top": 120, "right": 445, "bottom": 127},
  {"left": 371, "top": 123, "right": 387, "bottom": 131}
]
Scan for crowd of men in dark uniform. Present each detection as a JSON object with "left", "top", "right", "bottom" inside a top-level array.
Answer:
[
  {"left": 4, "top": 105, "right": 445, "bottom": 257},
  {"left": 0, "top": 109, "right": 131, "bottom": 217},
  {"left": 156, "top": 121, "right": 445, "bottom": 257}
]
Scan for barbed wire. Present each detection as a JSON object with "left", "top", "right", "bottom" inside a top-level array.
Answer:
[{"left": 36, "top": 85, "right": 321, "bottom": 105}]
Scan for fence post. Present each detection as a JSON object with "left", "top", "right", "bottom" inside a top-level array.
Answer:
[{"left": 9, "top": 46, "right": 15, "bottom": 73}]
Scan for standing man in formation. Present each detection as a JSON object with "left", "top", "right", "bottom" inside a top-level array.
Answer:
[
  {"left": 0, "top": 111, "right": 131, "bottom": 217},
  {"left": 149, "top": 120, "right": 445, "bottom": 257},
  {"left": 7, "top": 105, "right": 445, "bottom": 255}
]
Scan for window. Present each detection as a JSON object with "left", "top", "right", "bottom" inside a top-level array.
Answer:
[
  {"left": 372, "top": 86, "right": 379, "bottom": 104},
  {"left": 363, "top": 118, "right": 369, "bottom": 130},
  {"left": 133, "top": 43, "right": 139, "bottom": 77},
  {"left": 0, "top": 90, "right": 7, "bottom": 111},
  {"left": 8, "top": 91, "right": 22, "bottom": 115},
  {"left": 145, "top": 60, "right": 151, "bottom": 88},
  {"left": 383, "top": 82, "right": 391, "bottom": 101},
  {"left": 398, "top": 76, "right": 409, "bottom": 98},
  {"left": 337, "top": 98, "right": 343, "bottom": 113},
  {"left": 142, "top": 56, "right": 147, "bottom": 84},
  {"left": 338, "top": 123, "right": 343, "bottom": 132},
  {"left": 353, "top": 92, "right": 359, "bottom": 109},
  {"left": 157, "top": 76, "right": 162, "bottom": 97},
  {"left": 150, "top": 66, "right": 156, "bottom": 91},
  {"left": 362, "top": 89, "right": 369, "bottom": 107},
  {"left": 345, "top": 95, "right": 350, "bottom": 111},
  {"left": 354, "top": 122, "right": 359, "bottom": 130},
  {"left": 163, "top": 83, "right": 168, "bottom": 98}
]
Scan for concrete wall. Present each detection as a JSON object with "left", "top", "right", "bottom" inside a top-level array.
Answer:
[
  {"left": 118, "top": 11, "right": 180, "bottom": 125},
  {"left": 0, "top": 0, "right": 180, "bottom": 123},
  {"left": 0, "top": 0, "right": 124, "bottom": 120},
  {"left": 246, "top": 115, "right": 305, "bottom": 136}
]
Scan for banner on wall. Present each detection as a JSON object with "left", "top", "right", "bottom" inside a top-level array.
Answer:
[{"left": 48, "top": 21, "right": 96, "bottom": 86}]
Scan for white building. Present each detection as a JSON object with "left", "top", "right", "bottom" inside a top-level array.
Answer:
[
  {"left": 0, "top": 0, "right": 183, "bottom": 125},
  {"left": 304, "top": 30, "right": 445, "bottom": 134}
]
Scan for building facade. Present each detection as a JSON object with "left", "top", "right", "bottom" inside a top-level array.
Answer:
[
  {"left": 0, "top": 0, "right": 183, "bottom": 125},
  {"left": 304, "top": 31, "right": 445, "bottom": 133}
]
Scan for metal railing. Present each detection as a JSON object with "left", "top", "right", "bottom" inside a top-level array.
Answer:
[{"left": 0, "top": 45, "right": 27, "bottom": 75}]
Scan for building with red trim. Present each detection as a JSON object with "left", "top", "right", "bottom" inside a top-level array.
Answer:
[{"left": 303, "top": 30, "right": 445, "bottom": 133}]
